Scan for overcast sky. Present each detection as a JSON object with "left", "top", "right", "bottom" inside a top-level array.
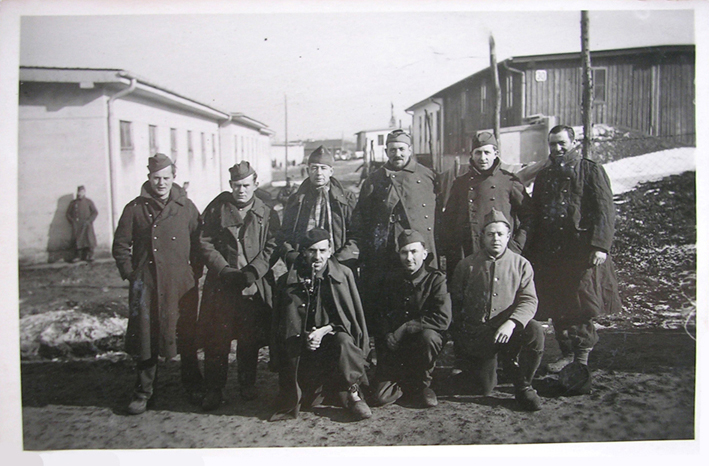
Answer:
[{"left": 19, "top": 5, "right": 695, "bottom": 141}]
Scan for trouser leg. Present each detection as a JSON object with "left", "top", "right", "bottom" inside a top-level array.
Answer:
[
  {"left": 502, "top": 320, "right": 545, "bottom": 390},
  {"left": 178, "top": 287, "right": 203, "bottom": 390},
  {"left": 134, "top": 357, "right": 158, "bottom": 400},
  {"left": 234, "top": 297, "right": 267, "bottom": 389},
  {"left": 402, "top": 329, "right": 444, "bottom": 391}
]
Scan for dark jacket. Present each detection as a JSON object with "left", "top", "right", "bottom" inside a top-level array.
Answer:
[
  {"left": 351, "top": 160, "right": 438, "bottom": 269},
  {"left": 526, "top": 148, "right": 615, "bottom": 262},
  {"left": 441, "top": 158, "right": 531, "bottom": 275},
  {"left": 276, "top": 177, "right": 359, "bottom": 263},
  {"left": 376, "top": 265, "right": 451, "bottom": 341},
  {"left": 197, "top": 193, "right": 280, "bottom": 348},
  {"left": 270, "top": 258, "right": 369, "bottom": 418},
  {"left": 112, "top": 183, "right": 201, "bottom": 360},
  {"left": 66, "top": 197, "right": 98, "bottom": 250},
  {"left": 525, "top": 147, "right": 620, "bottom": 319}
]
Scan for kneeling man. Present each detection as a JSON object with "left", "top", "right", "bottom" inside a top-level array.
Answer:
[
  {"left": 371, "top": 229, "right": 451, "bottom": 408},
  {"left": 451, "top": 209, "right": 544, "bottom": 411},
  {"left": 270, "top": 228, "right": 371, "bottom": 421}
]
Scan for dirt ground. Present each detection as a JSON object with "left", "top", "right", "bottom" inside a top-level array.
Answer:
[{"left": 18, "top": 170, "right": 697, "bottom": 450}]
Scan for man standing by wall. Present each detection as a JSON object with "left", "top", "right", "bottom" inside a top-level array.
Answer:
[
  {"left": 198, "top": 161, "right": 280, "bottom": 411},
  {"left": 351, "top": 129, "right": 438, "bottom": 335},
  {"left": 112, "top": 154, "right": 202, "bottom": 414},
  {"left": 276, "top": 146, "right": 358, "bottom": 268},
  {"left": 525, "top": 125, "right": 621, "bottom": 377},
  {"left": 441, "top": 131, "right": 531, "bottom": 278},
  {"left": 371, "top": 229, "right": 451, "bottom": 409},
  {"left": 66, "top": 185, "right": 98, "bottom": 262}
]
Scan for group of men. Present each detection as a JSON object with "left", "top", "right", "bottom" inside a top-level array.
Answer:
[{"left": 112, "top": 124, "right": 620, "bottom": 422}]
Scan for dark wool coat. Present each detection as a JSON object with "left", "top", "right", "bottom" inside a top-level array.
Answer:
[
  {"left": 276, "top": 177, "right": 359, "bottom": 263},
  {"left": 270, "top": 259, "right": 369, "bottom": 415},
  {"left": 525, "top": 147, "right": 621, "bottom": 319},
  {"left": 441, "top": 158, "right": 532, "bottom": 275},
  {"left": 66, "top": 197, "right": 98, "bottom": 250},
  {"left": 197, "top": 193, "right": 279, "bottom": 348},
  {"left": 375, "top": 266, "right": 451, "bottom": 341},
  {"left": 351, "top": 160, "right": 438, "bottom": 269},
  {"left": 112, "top": 183, "right": 201, "bottom": 360}
]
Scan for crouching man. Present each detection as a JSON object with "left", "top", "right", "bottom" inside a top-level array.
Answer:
[
  {"left": 371, "top": 229, "right": 451, "bottom": 408},
  {"left": 451, "top": 208, "right": 544, "bottom": 411},
  {"left": 269, "top": 228, "right": 371, "bottom": 421}
]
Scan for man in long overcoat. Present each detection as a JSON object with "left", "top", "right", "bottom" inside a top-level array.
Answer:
[
  {"left": 112, "top": 153, "right": 202, "bottom": 414},
  {"left": 351, "top": 129, "right": 438, "bottom": 336},
  {"left": 371, "top": 230, "right": 451, "bottom": 409},
  {"left": 525, "top": 125, "right": 621, "bottom": 376},
  {"left": 197, "top": 161, "right": 280, "bottom": 411},
  {"left": 451, "top": 209, "right": 544, "bottom": 411},
  {"left": 441, "top": 131, "right": 531, "bottom": 278},
  {"left": 270, "top": 228, "right": 371, "bottom": 422},
  {"left": 276, "top": 146, "right": 358, "bottom": 268},
  {"left": 66, "top": 185, "right": 98, "bottom": 262}
]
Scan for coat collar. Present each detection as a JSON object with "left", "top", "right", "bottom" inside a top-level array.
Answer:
[
  {"left": 140, "top": 182, "right": 187, "bottom": 206},
  {"left": 296, "top": 177, "right": 349, "bottom": 205},
  {"left": 214, "top": 191, "right": 267, "bottom": 218},
  {"left": 549, "top": 146, "right": 582, "bottom": 167},
  {"left": 384, "top": 158, "right": 418, "bottom": 174},
  {"left": 467, "top": 157, "right": 501, "bottom": 178},
  {"left": 285, "top": 258, "right": 346, "bottom": 286}
]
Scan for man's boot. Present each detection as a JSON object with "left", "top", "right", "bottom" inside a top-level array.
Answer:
[
  {"left": 128, "top": 361, "right": 157, "bottom": 415},
  {"left": 347, "top": 383, "right": 372, "bottom": 421}
]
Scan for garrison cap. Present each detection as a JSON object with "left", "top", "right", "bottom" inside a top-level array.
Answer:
[
  {"left": 397, "top": 229, "right": 426, "bottom": 250},
  {"left": 483, "top": 208, "right": 511, "bottom": 229},
  {"left": 301, "top": 228, "right": 331, "bottom": 250},
  {"left": 308, "top": 146, "right": 335, "bottom": 167},
  {"left": 77, "top": 185, "right": 86, "bottom": 191},
  {"left": 471, "top": 131, "right": 498, "bottom": 151},
  {"left": 386, "top": 129, "right": 412, "bottom": 146},
  {"left": 229, "top": 161, "right": 256, "bottom": 181},
  {"left": 147, "top": 153, "right": 174, "bottom": 173}
]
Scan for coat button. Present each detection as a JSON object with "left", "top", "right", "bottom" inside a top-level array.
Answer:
[
  {"left": 490, "top": 197, "right": 495, "bottom": 201},
  {"left": 427, "top": 227, "right": 432, "bottom": 231},
  {"left": 417, "top": 180, "right": 421, "bottom": 183},
  {"left": 422, "top": 204, "right": 426, "bottom": 207},
  {"left": 154, "top": 248, "right": 158, "bottom": 252},
  {"left": 172, "top": 236, "right": 176, "bottom": 240},
  {"left": 424, "top": 215, "right": 429, "bottom": 219},
  {"left": 154, "top": 236, "right": 158, "bottom": 240}
]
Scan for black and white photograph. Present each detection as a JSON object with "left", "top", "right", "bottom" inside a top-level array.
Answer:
[{"left": 0, "top": 0, "right": 706, "bottom": 462}]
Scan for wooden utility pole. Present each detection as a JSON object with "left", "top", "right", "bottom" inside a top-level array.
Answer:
[
  {"left": 283, "top": 95, "right": 288, "bottom": 178},
  {"left": 489, "top": 34, "right": 501, "bottom": 145},
  {"left": 581, "top": 11, "right": 593, "bottom": 159}
]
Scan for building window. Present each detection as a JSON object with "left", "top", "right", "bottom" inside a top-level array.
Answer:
[
  {"left": 201, "top": 132, "right": 206, "bottom": 166},
  {"left": 119, "top": 121, "right": 133, "bottom": 150},
  {"left": 593, "top": 68, "right": 607, "bottom": 102},
  {"left": 187, "top": 130, "right": 194, "bottom": 162},
  {"left": 505, "top": 75, "right": 514, "bottom": 109},
  {"left": 170, "top": 128, "right": 178, "bottom": 161},
  {"left": 480, "top": 83, "right": 487, "bottom": 113},
  {"left": 149, "top": 125, "right": 158, "bottom": 155},
  {"left": 377, "top": 134, "right": 384, "bottom": 146}
]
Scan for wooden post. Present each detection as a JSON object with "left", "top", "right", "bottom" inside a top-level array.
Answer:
[
  {"left": 489, "top": 34, "right": 501, "bottom": 146},
  {"left": 284, "top": 94, "right": 289, "bottom": 178},
  {"left": 581, "top": 11, "right": 593, "bottom": 159}
]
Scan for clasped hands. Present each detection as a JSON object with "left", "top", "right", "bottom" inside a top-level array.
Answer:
[{"left": 306, "top": 324, "right": 334, "bottom": 351}]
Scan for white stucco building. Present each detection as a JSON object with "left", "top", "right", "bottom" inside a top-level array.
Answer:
[{"left": 18, "top": 67, "right": 273, "bottom": 264}]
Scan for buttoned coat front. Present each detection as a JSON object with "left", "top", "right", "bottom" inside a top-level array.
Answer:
[
  {"left": 112, "top": 183, "right": 201, "bottom": 360},
  {"left": 441, "top": 158, "right": 531, "bottom": 274},
  {"left": 66, "top": 197, "right": 98, "bottom": 250},
  {"left": 197, "top": 193, "right": 279, "bottom": 347},
  {"left": 352, "top": 160, "right": 438, "bottom": 269},
  {"left": 450, "top": 248, "right": 538, "bottom": 351}
]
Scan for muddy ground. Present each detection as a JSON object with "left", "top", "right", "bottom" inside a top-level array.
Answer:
[{"left": 18, "top": 171, "right": 697, "bottom": 450}]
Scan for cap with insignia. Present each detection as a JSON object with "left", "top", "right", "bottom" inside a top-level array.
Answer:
[
  {"left": 308, "top": 146, "right": 335, "bottom": 167},
  {"left": 471, "top": 131, "right": 498, "bottom": 151},
  {"left": 229, "top": 161, "right": 256, "bottom": 181},
  {"left": 147, "top": 153, "right": 174, "bottom": 173},
  {"left": 483, "top": 208, "right": 511, "bottom": 229},
  {"left": 301, "top": 228, "right": 331, "bottom": 250},
  {"left": 386, "top": 129, "right": 412, "bottom": 146},
  {"left": 397, "top": 229, "right": 426, "bottom": 250}
]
